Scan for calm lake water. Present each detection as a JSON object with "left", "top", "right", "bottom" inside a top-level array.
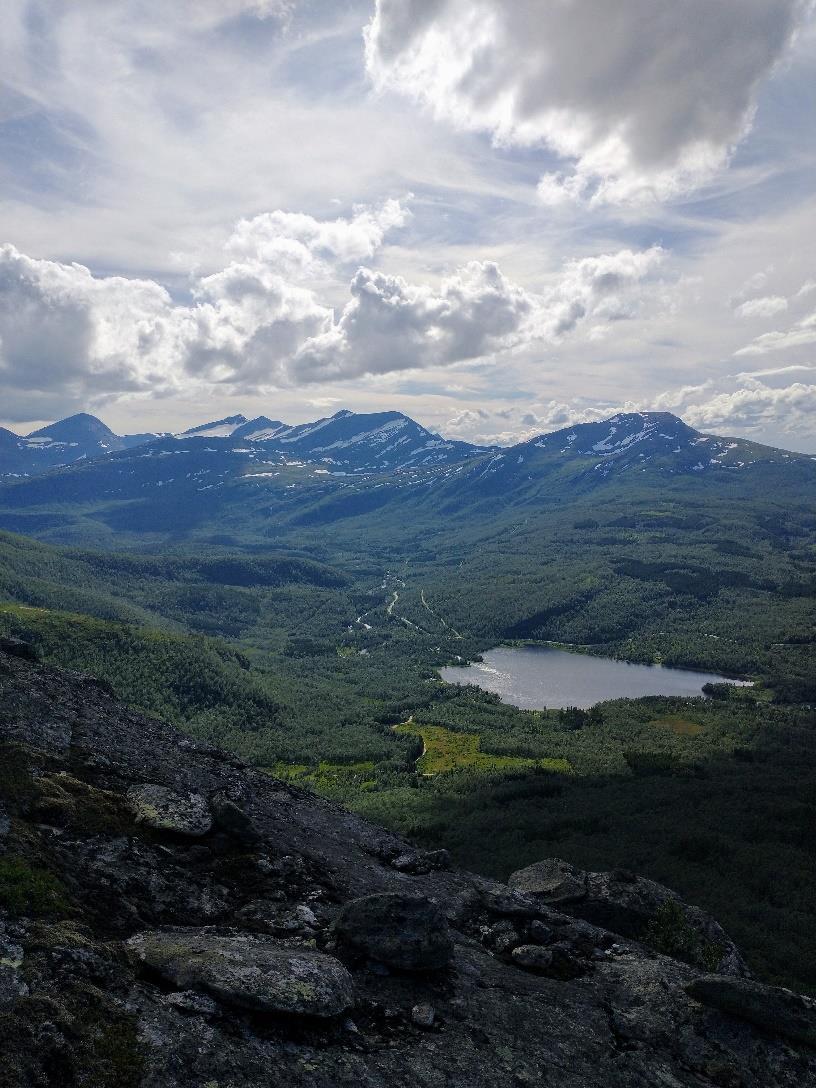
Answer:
[{"left": 440, "top": 646, "right": 751, "bottom": 710}]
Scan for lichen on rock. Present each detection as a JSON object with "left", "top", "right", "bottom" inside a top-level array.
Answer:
[
  {"left": 126, "top": 929, "right": 353, "bottom": 1017},
  {"left": 126, "top": 785, "right": 212, "bottom": 837}
]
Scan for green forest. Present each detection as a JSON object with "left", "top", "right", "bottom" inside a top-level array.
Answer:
[{"left": 0, "top": 461, "right": 814, "bottom": 993}]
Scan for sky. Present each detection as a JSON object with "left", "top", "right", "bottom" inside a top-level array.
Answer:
[{"left": 1, "top": 0, "right": 816, "bottom": 451}]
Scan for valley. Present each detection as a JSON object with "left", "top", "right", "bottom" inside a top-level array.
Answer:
[
  {"left": 4, "top": 7, "right": 815, "bottom": 1081},
  {"left": 0, "top": 408, "right": 814, "bottom": 992}
]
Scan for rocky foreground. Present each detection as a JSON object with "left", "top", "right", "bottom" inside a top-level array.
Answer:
[{"left": 0, "top": 638, "right": 814, "bottom": 1087}]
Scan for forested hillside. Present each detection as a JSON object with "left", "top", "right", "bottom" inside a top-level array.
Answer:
[{"left": 0, "top": 413, "right": 813, "bottom": 992}]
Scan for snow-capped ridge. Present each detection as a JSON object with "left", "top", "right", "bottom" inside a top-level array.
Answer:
[
  {"left": 178, "top": 415, "right": 249, "bottom": 439},
  {"left": 2, "top": 407, "right": 811, "bottom": 485},
  {"left": 232, "top": 416, "right": 288, "bottom": 441}
]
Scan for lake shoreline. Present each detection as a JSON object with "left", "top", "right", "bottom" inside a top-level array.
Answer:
[
  {"left": 445, "top": 638, "right": 755, "bottom": 685},
  {"left": 440, "top": 644, "right": 753, "bottom": 711}
]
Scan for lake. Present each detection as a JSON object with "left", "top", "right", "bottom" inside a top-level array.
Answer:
[{"left": 439, "top": 645, "right": 751, "bottom": 710}]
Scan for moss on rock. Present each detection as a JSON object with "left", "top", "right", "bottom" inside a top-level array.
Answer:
[{"left": 0, "top": 856, "right": 70, "bottom": 917}]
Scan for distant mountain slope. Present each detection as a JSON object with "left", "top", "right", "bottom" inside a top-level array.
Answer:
[
  {"left": 171, "top": 408, "right": 490, "bottom": 472},
  {"left": 232, "top": 415, "right": 288, "bottom": 440},
  {"left": 421, "top": 412, "right": 816, "bottom": 510},
  {"left": 0, "top": 408, "right": 487, "bottom": 479},
  {"left": 177, "top": 415, "right": 251, "bottom": 439},
  {"left": 0, "top": 413, "right": 164, "bottom": 479},
  {"left": 264, "top": 409, "right": 490, "bottom": 472},
  {"left": 0, "top": 409, "right": 813, "bottom": 542},
  {"left": 520, "top": 411, "right": 803, "bottom": 477}
]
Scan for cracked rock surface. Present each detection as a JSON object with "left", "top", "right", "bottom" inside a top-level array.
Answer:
[{"left": 0, "top": 645, "right": 814, "bottom": 1088}]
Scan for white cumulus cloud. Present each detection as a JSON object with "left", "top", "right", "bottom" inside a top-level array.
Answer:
[
  {"left": 0, "top": 193, "right": 669, "bottom": 412},
  {"left": 290, "top": 261, "right": 535, "bottom": 382},
  {"left": 365, "top": 0, "right": 810, "bottom": 204},
  {"left": 653, "top": 365, "right": 816, "bottom": 439},
  {"left": 0, "top": 244, "right": 188, "bottom": 404},
  {"left": 683, "top": 380, "right": 816, "bottom": 433},
  {"left": 224, "top": 200, "right": 410, "bottom": 276}
]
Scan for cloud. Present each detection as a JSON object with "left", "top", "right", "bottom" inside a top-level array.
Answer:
[
  {"left": 539, "top": 247, "right": 666, "bottom": 337},
  {"left": 0, "top": 2, "right": 470, "bottom": 279},
  {"left": 5, "top": 213, "right": 810, "bottom": 448},
  {"left": 735, "top": 310, "right": 816, "bottom": 355},
  {"left": 184, "top": 264, "right": 332, "bottom": 387},
  {"left": 734, "top": 295, "right": 789, "bottom": 319},
  {"left": 289, "top": 244, "right": 666, "bottom": 383},
  {"left": 736, "top": 363, "right": 816, "bottom": 382},
  {"left": 653, "top": 366, "right": 816, "bottom": 437},
  {"left": 291, "top": 261, "right": 535, "bottom": 382},
  {"left": 177, "top": 201, "right": 412, "bottom": 387},
  {"left": 224, "top": 199, "right": 410, "bottom": 276},
  {"left": 683, "top": 380, "right": 816, "bottom": 433},
  {"left": 0, "top": 203, "right": 668, "bottom": 410},
  {"left": 445, "top": 400, "right": 607, "bottom": 445},
  {"left": 365, "top": 0, "right": 810, "bottom": 203},
  {"left": 0, "top": 202, "right": 413, "bottom": 406},
  {"left": 454, "top": 367, "right": 816, "bottom": 447},
  {"left": 0, "top": 244, "right": 187, "bottom": 404},
  {"left": 171, "top": 0, "right": 294, "bottom": 31},
  {"left": 442, "top": 363, "right": 816, "bottom": 446}
]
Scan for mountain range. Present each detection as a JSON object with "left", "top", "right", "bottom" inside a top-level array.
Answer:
[
  {"left": 3, "top": 406, "right": 814, "bottom": 480},
  {"left": 0, "top": 409, "right": 489, "bottom": 480},
  {"left": 0, "top": 407, "right": 814, "bottom": 543}
]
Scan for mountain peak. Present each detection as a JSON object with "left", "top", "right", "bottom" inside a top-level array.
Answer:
[
  {"left": 232, "top": 416, "right": 287, "bottom": 440},
  {"left": 28, "top": 412, "right": 118, "bottom": 443},
  {"left": 528, "top": 411, "right": 697, "bottom": 456},
  {"left": 179, "top": 415, "right": 249, "bottom": 439},
  {"left": 605, "top": 410, "right": 686, "bottom": 426}
]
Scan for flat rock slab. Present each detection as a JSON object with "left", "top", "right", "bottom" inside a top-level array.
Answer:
[
  {"left": 127, "top": 784, "right": 212, "bottom": 836},
  {"left": 334, "top": 893, "right": 453, "bottom": 971},
  {"left": 127, "top": 930, "right": 353, "bottom": 1018}
]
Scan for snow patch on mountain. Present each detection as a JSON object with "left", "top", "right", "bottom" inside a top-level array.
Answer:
[{"left": 178, "top": 416, "right": 249, "bottom": 439}]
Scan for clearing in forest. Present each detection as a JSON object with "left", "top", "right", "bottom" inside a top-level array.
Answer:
[{"left": 394, "top": 720, "right": 572, "bottom": 775}]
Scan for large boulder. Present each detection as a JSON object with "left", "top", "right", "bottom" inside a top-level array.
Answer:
[
  {"left": 508, "top": 858, "right": 587, "bottom": 904},
  {"left": 687, "top": 975, "right": 816, "bottom": 1047},
  {"left": 508, "top": 857, "right": 747, "bottom": 976},
  {"left": 126, "top": 785, "right": 212, "bottom": 837},
  {"left": 127, "top": 930, "right": 353, "bottom": 1018},
  {"left": 333, "top": 893, "right": 453, "bottom": 971}
]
